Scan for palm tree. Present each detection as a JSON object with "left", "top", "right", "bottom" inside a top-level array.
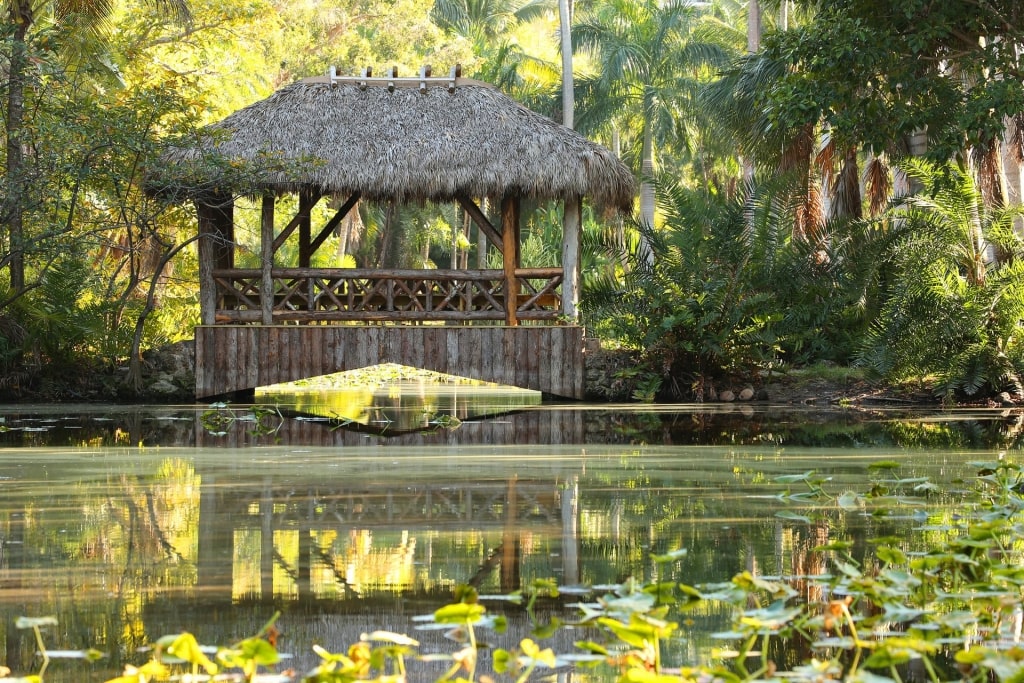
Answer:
[
  {"left": 573, "top": 0, "right": 734, "bottom": 258},
  {"left": 431, "top": 0, "right": 552, "bottom": 85},
  {"left": 2, "top": 0, "right": 190, "bottom": 295},
  {"left": 859, "top": 159, "right": 1024, "bottom": 400},
  {"left": 432, "top": 0, "right": 549, "bottom": 39}
]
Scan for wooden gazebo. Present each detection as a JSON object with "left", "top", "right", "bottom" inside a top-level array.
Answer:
[{"left": 152, "top": 67, "right": 635, "bottom": 400}]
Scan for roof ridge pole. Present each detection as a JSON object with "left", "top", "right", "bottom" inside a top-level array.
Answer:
[
  {"left": 419, "top": 64, "right": 431, "bottom": 94},
  {"left": 448, "top": 64, "right": 461, "bottom": 94}
]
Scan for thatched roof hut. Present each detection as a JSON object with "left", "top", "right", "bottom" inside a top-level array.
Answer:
[{"left": 154, "top": 73, "right": 635, "bottom": 212}]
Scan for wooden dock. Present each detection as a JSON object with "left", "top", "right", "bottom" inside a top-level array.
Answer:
[{"left": 195, "top": 325, "right": 585, "bottom": 399}]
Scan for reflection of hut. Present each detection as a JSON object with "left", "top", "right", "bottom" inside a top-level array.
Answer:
[{"left": 151, "top": 67, "right": 635, "bottom": 399}]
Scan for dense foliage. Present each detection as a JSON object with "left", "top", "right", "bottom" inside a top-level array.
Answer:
[{"left": 0, "top": 0, "right": 1022, "bottom": 402}]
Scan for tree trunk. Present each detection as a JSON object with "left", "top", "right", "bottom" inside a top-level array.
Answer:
[
  {"left": 639, "top": 120, "right": 656, "bottom": 266},
  {"left": 4, "top": 5, "right": 32, "bottom": 294},
  {"left": 558, "top": 0, "right": 574, "bottom": 129},
  {"left": 747, "top": 0, "right": 761, "bottom": 53},
  {"left": 126, "top": 235, "right": 202, "bottom": 391},
  {"left": 743, "top": 0, "right": 762, "bottom": 234}
]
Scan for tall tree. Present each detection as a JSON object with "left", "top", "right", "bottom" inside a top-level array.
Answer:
[
  {"left": 2, "top": 0, "right": 190, "bottom": 295},
  {"left": 431, "top": 0, "right": 554, "bottom": 94},
  {"left": 760, "top": 0, "right": 1024, "bottom": 172},
  {"left": 573, "top": 0, "right": 733, "bottom": 258}
]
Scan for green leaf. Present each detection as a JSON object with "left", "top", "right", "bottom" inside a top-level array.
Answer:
[
  {"left": 597, "top": 613, "right": 677, "bottom": 648},
  {"left": 219, "top": 636, "right": 279, "bottom": 668},
  {"left": 775, "top": 470, "right": 816, "bottom": 483},
  {"left": 531, "top": 616, "right": 562, "bottom": 639},
  {"left": 864, "top": 648, "right": 912, "bottom": 668},
  {"left": 433, "top": 602, "right": 486, "bottom": 624},
  {"left": 776, "top": 510, "right": 812, "bottom": 523},
  {"left": 651, "top": 548, "right": 688, "bottom": 563},
  {"left": 574, "top": 640, "right": 610, "bottom": 656},
  {"left": 876, "top": 546, "right": 908, "bottom": 565},
  {"left": 165, "top": 633, "right": 218, "bottom": 674},
  {"left": 493, "top": 648, "right": 512, "bottom": 674},
  {"left": 520, "top": 638, "right": 557, "bottom": 667},
  {"left": 527, "top": 578, "right": 559, "bottom": 597}
]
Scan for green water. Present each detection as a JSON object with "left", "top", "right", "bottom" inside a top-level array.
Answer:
[{"left": 0, "top": 383, "right": 1020, "bottom": 681}]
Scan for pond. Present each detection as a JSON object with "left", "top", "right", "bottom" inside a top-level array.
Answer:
[{"left": 0, "top": 376, "right": 1022, "bottom": 681}]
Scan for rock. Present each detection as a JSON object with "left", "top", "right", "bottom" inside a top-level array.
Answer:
[
  {"left": 148, "top": 378, "right": 180, "bottom": 395},
  {"left": 583, "top": 343, "right": 642, "bottom": 401},
  {"left": 719, "top": 390, "right": 735, "bottom": 402},
  {"left": 738, "top": 387, "right": 755, "bottom": 401}
]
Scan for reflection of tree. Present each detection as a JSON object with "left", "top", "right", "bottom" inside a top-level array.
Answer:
[
  {"left": 599, "top": 408, "right": 1024, "bottom": 451},
  {"left": 2, "top": 509, "right": 27, "bottom": 672},
  {"left": 0, "top": 457, "right": 204, "bottom": 679}
]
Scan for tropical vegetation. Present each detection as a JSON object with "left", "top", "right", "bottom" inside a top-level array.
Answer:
[{"left": 0, "top": 0, "right": 1023, "bottom": 403}]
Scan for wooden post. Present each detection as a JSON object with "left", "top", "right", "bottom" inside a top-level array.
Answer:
[
  {"left": 561, "top": 195, "right": 582, "bottom": 322},
  {"left": 197, "top": 202, "right": 217, "bottom": 326},
  {"left": 261, "top": 194, "right": 275, "bottom": 325},
  {"left": 196, "top": 195, "right": 234, "bottom": 325},
  {"left": 501, "top": 195, "right": 520, "bottom": 326},
  {"left": 298, "top": 191, "right": 315, "bottom": 268}
]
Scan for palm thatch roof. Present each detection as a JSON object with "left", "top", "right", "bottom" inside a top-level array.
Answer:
[{"left": 153, "top": 74, "right": 635, "bottom": 212}]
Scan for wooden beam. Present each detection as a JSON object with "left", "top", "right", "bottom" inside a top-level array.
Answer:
[
  {"left": 501, "top": 195, "right": 520, "bottom": 326},
  {"left": 271, "top": 213, "right": 301, "bottom": 253},
  {"left": 260, "top": 194, "right": 275, "bottom": 325},
  {"left": 272, "top": 189, "right": 323, "bottom": 253},
  {"left": 310, "top": 192, "right": 361, "bottom": 253},
  {"left": 456, "top": 193, "right": 503, "bottom": 255}
]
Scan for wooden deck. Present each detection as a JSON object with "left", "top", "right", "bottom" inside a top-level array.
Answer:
[{"left": 195, "top": 325, "right": 586, "bottom": 400}]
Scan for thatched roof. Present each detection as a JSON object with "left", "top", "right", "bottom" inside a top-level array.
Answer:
[{"left": 153, "top": 75, "right": 635, "bottom": 212}]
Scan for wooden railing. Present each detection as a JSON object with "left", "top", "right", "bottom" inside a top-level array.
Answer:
[{"left": 210, "top": 268, "right": 563, "bottom": 323}]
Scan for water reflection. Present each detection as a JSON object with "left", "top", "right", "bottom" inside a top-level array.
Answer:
[{"left": 0, "top": 386, "right": 1021, "bottom": 680}]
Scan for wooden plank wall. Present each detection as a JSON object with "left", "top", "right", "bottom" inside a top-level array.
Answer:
[{"left": 195, "top": 325, "right": 586, "bottom": 399}]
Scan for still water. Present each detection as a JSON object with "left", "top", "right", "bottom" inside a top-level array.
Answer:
[{"left": 0, "top": 377, "right": 1021, "bottom": 681}]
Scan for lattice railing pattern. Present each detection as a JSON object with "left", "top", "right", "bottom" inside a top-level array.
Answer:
[{"left": 212, "top": 268, "right": 563, "bottom": 323}]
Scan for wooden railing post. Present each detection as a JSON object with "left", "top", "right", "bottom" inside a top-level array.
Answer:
[{"left": 260, "top": 194, "right": 275, "bottom": 325}]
